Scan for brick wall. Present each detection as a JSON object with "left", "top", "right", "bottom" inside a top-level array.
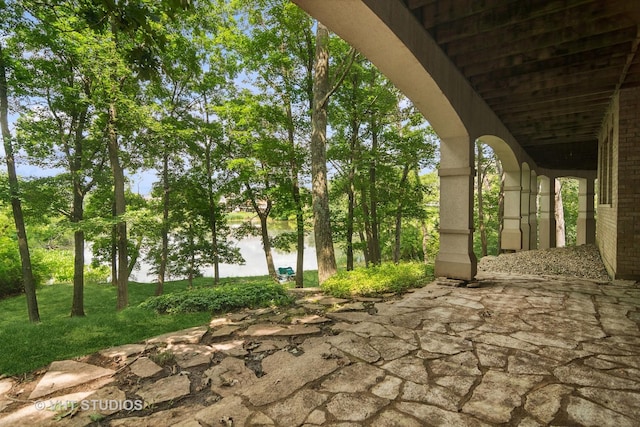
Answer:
[
  {"left": 596, "top": 95, "right": 618, "bottom": 277},
  {"left": 616, "top": 87, "right": 640, "bottom": 279}
]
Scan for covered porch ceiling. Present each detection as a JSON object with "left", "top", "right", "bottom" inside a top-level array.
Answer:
[
  {"left": 302, "top": 0, "right": 640, "bottom": 171},
  {"left": 404, "top": 0, "right": 640, "bottom": 170}
]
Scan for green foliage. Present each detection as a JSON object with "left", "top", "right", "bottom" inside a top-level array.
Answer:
[
  {"left": 139, "top": 281, "right": 293, "bottom": 314},
  {"left": 321, "top": 262, "right": 432, "bottom": 298},
  {"left": 559, "top": 178, "right": 579, "bottom": 246},
  {"left": 0, "top": 233, "right": 22, "bottom": 298}
]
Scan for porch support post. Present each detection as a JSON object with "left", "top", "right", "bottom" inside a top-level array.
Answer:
[
  {"left": 529, "top": 172, "right": 538, "bottom": 249},
  {"left": 435, "top": 136, "right": 477, "bottom": 280},
  {"left": 539, "top": 176, "right": 557, "bottom": 249},
  {"left": 501, "top": 170, "right": 523, "bottom": 251},
  {"left": 577, "top": 178, "right": 596, "bottom": 245},
  {"left": 520, "top": 168, "right": 531, "bottom": 250}
]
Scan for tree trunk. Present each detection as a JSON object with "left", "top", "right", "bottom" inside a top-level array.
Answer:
[
  {"left": 107, "top": 101, "right": 128, "bottom": 310},
  {"left": 285, "top": 97, "right": 304, "bottom": 287},
  {"left": 368, "top": 120, "right": 380, "bottom": 265},
  {"left": 156, "top": 151, "right": 169, "bottom": 295},
  {"left": 258, "top": 212, "right": 276, "bottom": 278},
  {"left": 110, "top": 200, "right": 117, "bottom": 287},
  {"left": 71, "top": 182, "right": 85, "bottom": 317},
  {"left": 311, "top": 22, "right": 337, "bottom": 284},
  {"left": 358, "top": 229, "right": 369, "bottom": 267},
  {"left": 476, "top": 141, "right": 488, "bottom": 257},
  {"left": 203, "top": 92, "right": 220, "bottom": 285},
  {"left": 393, "top": 164, "right": 411, "bottom": 264},
  {"left": 0, "top": 43, "right": 40, "bottom": 323},
  {"left": 555, "top": 179, "right": 566, "bottom": 247}
]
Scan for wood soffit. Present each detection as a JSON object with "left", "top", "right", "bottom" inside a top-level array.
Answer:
[{"left": 403, "top": 0, "right": 640, "bottom": 170}]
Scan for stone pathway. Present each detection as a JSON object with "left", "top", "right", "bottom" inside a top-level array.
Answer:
[{"left": 1, "top": 272, "right": 639, "bottom": 426}]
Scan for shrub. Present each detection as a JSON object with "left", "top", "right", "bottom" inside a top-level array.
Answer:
[
  {"left": 0, "top": 235, "right": 23, "bottom": 298},
  {"left": 139, "top": 282, "right": 293, "bottom": 314},
  {"left": 321, "top": 262, "right": 431, "bottom": 298}
]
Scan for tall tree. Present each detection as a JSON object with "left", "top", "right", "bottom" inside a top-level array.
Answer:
[
  {"left": 0, "top": 40, "right": 40, "bottom": 322},
  {"left": 310, "top": 22, "right": 355, "bottom": 283}
]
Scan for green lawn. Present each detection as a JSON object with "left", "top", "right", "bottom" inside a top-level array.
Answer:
[{"left": 0, "top": 271, "right": 319, "bottom": 376}]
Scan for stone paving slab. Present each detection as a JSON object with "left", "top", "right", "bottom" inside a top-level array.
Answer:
[
  {"left": 28, "top": 361, "right": 115, "bottom": 400},
  {"left": 2, "top": 272, "right": 640, "bottom": 427}
]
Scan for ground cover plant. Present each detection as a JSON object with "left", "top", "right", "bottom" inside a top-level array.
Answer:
[
  {"left": 0, "top": 274, "right": 300, "bottom": 376},
  {"left": 320, "top": 262, "right": 433, "bottom": 298}
]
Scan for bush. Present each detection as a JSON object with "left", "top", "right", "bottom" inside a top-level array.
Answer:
[
  {"left": 321, "top": 262, "right": 431, "bottom": 298},
  {"left": 139, "top": 282, "right": 293, "bottom": 314},
  {"left": 0, "top": 235, "right": 23, "bottom": 298}
]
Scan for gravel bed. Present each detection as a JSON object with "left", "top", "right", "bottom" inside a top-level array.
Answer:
[{"left": 478, "top": 244, "right": 610, "bottom": 282}]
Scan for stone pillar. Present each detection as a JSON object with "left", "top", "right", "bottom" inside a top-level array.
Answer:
[
  {"left": 435, "top": 136, "right": 477, "bottom": 280},
  {"left": 577, "top": 178, "right": 596, "bottom": 245},
  {"left": 520, "top": 167, "right": 531, "bottom": 251},
  {"left": 501, "top": 170, "right": 523, "bottom": 251},
  {"left": 529, "top": 172, "right": 538, "bottom": 249},
  {"left": 538, "top": 176, "right": 556, "bottom": 249}
]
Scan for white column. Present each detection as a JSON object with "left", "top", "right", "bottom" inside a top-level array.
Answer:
[
  {"left": 577, "top": 178, "right": 596, "bottom": 245},
  {"left": 501, "top": 170, "right": 523, "bottom": 251},
  {"left": 520, "top": 167, "right": 531, "bottom": 250},
  {"left": 529, "top": 172, "right": 538, "bottom": 249},
  {"left": 435, "top": 136, "right": 477, "bottom": 280},
  {"left": 539, "top": 176, "right": 556, "bottom": 249}
]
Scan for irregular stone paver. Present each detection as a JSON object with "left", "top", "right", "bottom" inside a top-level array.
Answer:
[
  {"left": 209, "top": 325, "right": 240, "bottom": 338},
  {"left": 242, "top": 343, "right": 346, "bottom": 406},
  {"left": 136, "top": 375, "right": 190, "bottom": 406},
  {"left": 554, "top": 363, "right": 640, "bottom": 390},
  {"left": 4, "top": 271, "right": 640, "bottom": 427},
  {"left": 209, "top": 340, "right": 247, "bottom": 357},
  {"left": 566, "top": 396, "right": 637, "bottom": 427},
  {"left": 371, "top": 375, "right": 403, "bottom": 399},
  {"left": 577, "top": 387, "right": 640, "bottom": 420},
  {"left": 401, "top": 381, "right": 460, "bottom": 411},
  {"left": 291, "top": 314, "right": 331, "bottom": 324},
  {"left": 242, "top": 323, "right": 320, "bottom": 337},
  {"left": 382, "top": 356, "right": 429, "bottom": 384},
  {"left": 29, "top": 360, "right": 115, "bottom": 399},
  {"left": 146, "top": 326, "right": 208, "bottom": 345},
  {"left": 265, "top": 389, "right": 328, "bottom": 426},
  {"left": 0, "top": 390, "right": 93, "bottom": 427},
  {"left": 99, "top": 344, "right": 147, "bottom": 360},
  {"left": 129, "top": 357, "right": 163, "bottom": 378},
  {"left": 370, "top": 336, "right": 418, "bottom": 360},
  {"left": 319, "top": 363, "right": 385, "bottom": 393},
  {"left": 168, "top": 344, "right": 214, "bottom": 368},
  {"left": 371, "top": 409, "right": 423, "bottom": 427},
  {"left": 418, "top": 331, "right": 473, "bottom": 354},
  {"left": 524, "top": 383, "right": 573, "bottom": 424},
  {"left": 195, "top": 395, "right": 251, "bottom": 427},
  {"left": 326, "top": 393, "right": 389, "bottom": 421},
  {"left": 396, "top": 401, "right": 491, "bottom": 427},
  {"left": 0, "top": 379, "right": 13, "bottom": 396},
  {"left": 110, "top": 404, "right": 204, "bottom": 427},
  {"left": 204, "top": 356, "right": 256, "bottom": 397},
  {"left": 326, "top": 332, "right": 380, "bottom": 363},
  {"left": 463, "top": 371, "right": 543, "bottom": 423}
]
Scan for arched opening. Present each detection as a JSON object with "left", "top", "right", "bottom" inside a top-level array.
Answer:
[
  {"left": 555, "top": 177, "right": 580, "bottom": 247},
  {"left": 474, "top": 136, "right": 522, "bottom": 259}
]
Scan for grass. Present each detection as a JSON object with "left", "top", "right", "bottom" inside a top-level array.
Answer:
[
  {"left": 0, "top": 272, "right": 319, "bottom": 377},
  {"left": 321, "top": 262, "right": 434, "bottom": 298}
]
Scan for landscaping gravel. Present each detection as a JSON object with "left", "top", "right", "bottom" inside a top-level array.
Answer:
[{"left": 478, "top": 244, "right": 610, "bottom": 282}]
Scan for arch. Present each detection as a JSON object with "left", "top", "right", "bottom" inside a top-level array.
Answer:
[{"left": 477, "top": 135, "right": 522, "bottom": 251}]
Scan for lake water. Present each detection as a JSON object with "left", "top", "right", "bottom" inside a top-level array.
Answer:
[{"left": 129, "top": 221, "right": 318, "bottom": 283}]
